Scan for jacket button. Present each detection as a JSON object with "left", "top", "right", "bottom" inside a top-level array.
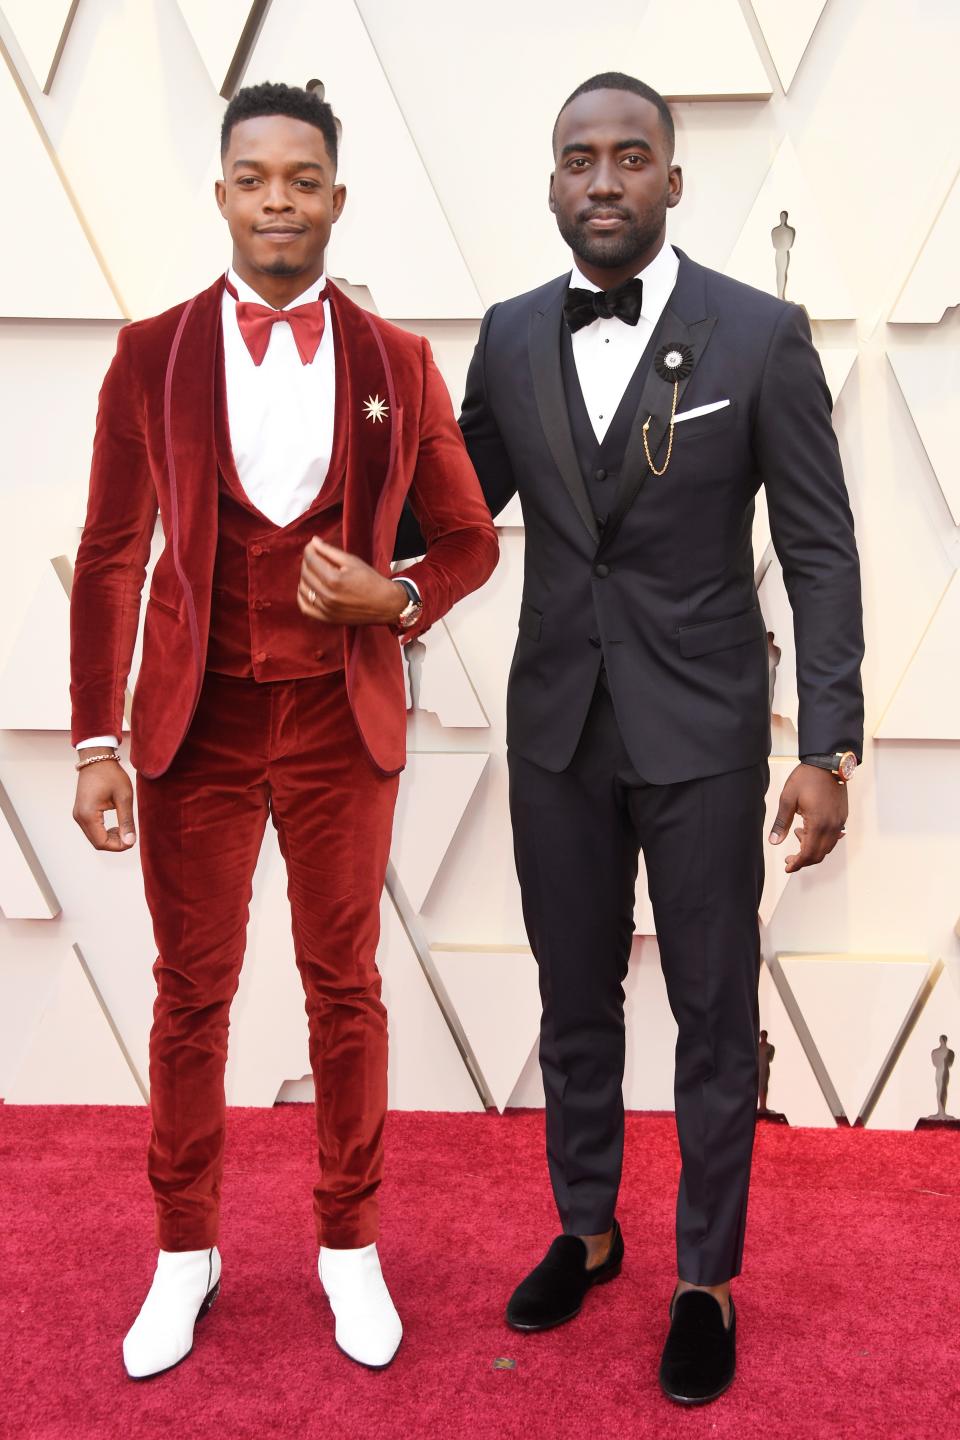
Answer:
[
  {"left": 594, "top": 563, "right": 610, "bottom": 578},
  {"left": 254, "top": 650, "right": 267, "bottom": 664},
  {"left": 588, "top": 636, "right": 601, "bottom": 648},
  {"left": 250, "top": 543, "right": 263, "bottom": 556},
  {"left": 595, "top": 468, "right": 607, "bottom": 481}
]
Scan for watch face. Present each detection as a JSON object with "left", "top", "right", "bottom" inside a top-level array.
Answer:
[{"left": 837, "top": 752, "right": 857, "bottom": 782}]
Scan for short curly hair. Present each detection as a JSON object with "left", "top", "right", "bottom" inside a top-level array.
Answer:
[{"left": 221, "top": 81, "right": 338, "bottom": 167}]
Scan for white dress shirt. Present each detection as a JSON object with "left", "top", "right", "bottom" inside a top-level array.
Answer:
[
  {"left": 222, "top": 265, "right": 335, "bottom": 526},
  {"left": 77, "top": 267, "right": 336, "bottom": 752},
  {"left": 569, "top": 241, "right": 679, "bottom": 442}
]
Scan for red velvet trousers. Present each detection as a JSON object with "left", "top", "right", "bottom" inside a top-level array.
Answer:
[{"left": 136, "top": 669, "right": 399, "bottom": 1251}]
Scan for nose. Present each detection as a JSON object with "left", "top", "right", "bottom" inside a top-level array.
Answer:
[
  {"left": 262, "top": 180, "right": 294, "bottom": 212},
  {"left": 587, "top": 158, "right": 623, "bottom": 199}
]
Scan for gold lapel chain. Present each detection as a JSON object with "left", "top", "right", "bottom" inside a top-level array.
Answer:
[{"left": 642, "top": 342, "right": 695, "bottom": 477}]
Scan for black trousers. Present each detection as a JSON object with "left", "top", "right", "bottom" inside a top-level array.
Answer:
[{"left": 508, "top": 681, "right": 768, "bottom": 1285}]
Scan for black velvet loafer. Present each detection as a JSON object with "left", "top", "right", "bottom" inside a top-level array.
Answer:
[
  {"left": 658, "top": 1290, "right": 736, "bottom": 1405},
  {"left": 505, "top": 1219, "right": 624, "bottom": 1331}
]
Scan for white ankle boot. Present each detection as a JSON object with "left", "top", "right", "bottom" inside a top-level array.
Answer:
[
  {"left": 122, "top": 1247, "right": 221, "bottom": 1379},
  {"left": 318, "top": 1243, "right": 402, "bottom": 1368}
]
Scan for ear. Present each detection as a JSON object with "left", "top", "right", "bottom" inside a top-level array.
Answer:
[
  {"left": 332, "top": 182, "right": 347, "bottom": 223},
  {"left": 215, "top": 176, "right": 227, "bottom": 216},
  {"left": 666, "top": 165, "right": 683, "bottom": 210},
  {"left": 548, "top": 171, "right": 557, "bottom": 215}
]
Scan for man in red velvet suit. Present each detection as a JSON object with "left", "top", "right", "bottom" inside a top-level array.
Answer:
[{"left": 69, "top": 82, "right": 497, "bottom": 1379}]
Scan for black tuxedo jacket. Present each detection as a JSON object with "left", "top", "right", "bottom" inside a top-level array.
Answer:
[{"left": 398, "top": 248, "right": 864, "bottom": 784}]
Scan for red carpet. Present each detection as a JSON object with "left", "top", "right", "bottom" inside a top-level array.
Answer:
[{"left": 2, "top": 1106, "right": 958, "bottom": 1439}]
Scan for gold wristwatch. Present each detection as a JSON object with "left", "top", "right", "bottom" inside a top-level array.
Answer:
[{"left": 800, "top": 750, "right": 858, "bottom": 783}]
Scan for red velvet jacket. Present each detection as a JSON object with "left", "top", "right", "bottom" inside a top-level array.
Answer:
[{"left": 70, "top": 277, "right": 498, "bottom": 777}]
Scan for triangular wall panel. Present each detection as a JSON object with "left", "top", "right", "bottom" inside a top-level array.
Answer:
[
  {"left": 866, "top": 964, "right": 960, "bottom": 1129},
  {"left": 0, "top": 47, "right": 122, "bottom": 318},
  {"left": 245, "top": 0, "right": 484, "bottom": 318},
  {"left": 638, "top": 0, "right": 771, "bottom": 100},
  {"left": 405, "top": 622, "right": 489, "bottom": 728},
  {"left": 392, "top": 753, "right": 489, "bottom": 912},
  {"left": 6, "top": 944, "right": 145, "bottom": 1104},
  {"left": 431, "top": 946, "right": 541, "bottom": 1112},
  {"left": 888, "top": 347, "right": 960, "bottom": 526},
  {"left": 759, "top": 961, "right": 837, "bottom": 1126},
  {"left": 875, "top": 571, "right": 960, "bottom": 740},
  {"left": 0, "top": 559, "right": 72, "bottom": 729},
  {"left": 750, "top": 0, "right": 828, "bottom": 92},
  {"left": 726, "top": 139, "right": 855, "bottom": 318},
  {"left": 890, "top": 168, "right": 960, "bottom": 322},
  {"left": 175, "top": 0, "right": 261, "bottom": 95},
  {"left": 2, "top": 0, "right": 79, "bottom": 93},
  {"left": 777, "top": 952, "right": 932, "bottom": 1122},
  {"left": 0, "top": 779, "right": 60, "bottom": 919}
]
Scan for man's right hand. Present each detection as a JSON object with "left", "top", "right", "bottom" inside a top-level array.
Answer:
[{"left": 73, "top": 755, "right": 137, "bottom": 851}]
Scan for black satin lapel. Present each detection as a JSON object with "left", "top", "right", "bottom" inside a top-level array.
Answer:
[
  {"left": 529, "top": 300, "right": 600, "bottom": 545},
  {"left": 600, "top": 310, "right": 718, "bottom": 550}
]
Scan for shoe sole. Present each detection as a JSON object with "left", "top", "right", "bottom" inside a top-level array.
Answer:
[
  {"left": 505, "top": 1257, "right": 623, "bottom": 1333},
  {"left": 658, "top": 1371, "right": 735, "bottom": 1407},
  {"left": 124, "top": 1279, "right": 221, "bottom": 1382}
]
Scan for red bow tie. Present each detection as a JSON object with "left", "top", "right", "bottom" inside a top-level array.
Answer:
[{"left": 224, "top": 276, "right": 329, "bottom": 366}]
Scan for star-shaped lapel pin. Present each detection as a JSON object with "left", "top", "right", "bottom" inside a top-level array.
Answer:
[{"left": 363, "top": 393, "right": 389, "bottom": 424}]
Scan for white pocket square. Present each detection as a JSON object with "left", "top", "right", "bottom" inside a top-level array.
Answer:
[{"left": 673, "top": 399, "right": 730, "bottom": 423}]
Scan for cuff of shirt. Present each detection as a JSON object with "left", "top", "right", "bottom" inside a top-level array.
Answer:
[{"left": 76, "top": 735, "right": 120, "bottom": 751}]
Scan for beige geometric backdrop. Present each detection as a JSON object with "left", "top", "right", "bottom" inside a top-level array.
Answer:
[{"left": 1, "top": 0, "right": 958, "bottom": 1130}]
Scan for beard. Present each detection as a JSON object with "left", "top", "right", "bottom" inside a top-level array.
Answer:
[
  {"left": 257, "top": 257, "right": 302, "bottom": 277},
  {"left": 556, "top": 200, "right": 666, "bottom": 273}
]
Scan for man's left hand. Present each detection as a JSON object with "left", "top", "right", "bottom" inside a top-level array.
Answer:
[
  {"left": 769, "top": 764, "right": 849, "bottom": 873},
  {"left": 298, "top": 537, "right": 407, "bottom": 626}
]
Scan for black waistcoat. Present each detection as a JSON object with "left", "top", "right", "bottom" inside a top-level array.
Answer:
[{"left": 559, "top": 320, "right": 659, "bottom": 529}]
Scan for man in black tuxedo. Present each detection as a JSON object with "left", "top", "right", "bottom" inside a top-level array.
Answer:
[{"left": 397, "top": 71, "right": 863, "bottom": 1404}]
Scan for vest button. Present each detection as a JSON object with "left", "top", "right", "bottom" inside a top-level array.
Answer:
[
  {"left": 595, "top": 468, "right": 607, "bottom": 481},
  {"left": 588, "top": 636, "right": 601, "bottom": 648},
  {"left": 594, "top": 563, "right": 610, "bottom": 578}
]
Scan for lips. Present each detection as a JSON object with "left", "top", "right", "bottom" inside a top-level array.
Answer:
[
  {"left": 256, "top": 226, "right": 306, "bottom": 239},
  {"left": 585, "top": 211, "right": 627, "bottom": 229}
]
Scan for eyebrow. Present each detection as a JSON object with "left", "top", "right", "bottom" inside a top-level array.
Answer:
[
  {"left": 560, "top": 137, "right": 654, "bottom": 158},
  {"left": 231, "top": 159, "right": 326, "bottom": 172}
]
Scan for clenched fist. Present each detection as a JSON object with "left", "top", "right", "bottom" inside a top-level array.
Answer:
[{"left": 298, "top": 537, "right": 406, "bottom": 626}]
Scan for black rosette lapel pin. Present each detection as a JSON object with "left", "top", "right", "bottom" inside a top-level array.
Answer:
[{"left": 643, "top": 342, "right": 695, "bottom": 476}]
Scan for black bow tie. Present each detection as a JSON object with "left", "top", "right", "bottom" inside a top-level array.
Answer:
[{"left": 563, "top": 277, "right": 644, "bottom": 333}]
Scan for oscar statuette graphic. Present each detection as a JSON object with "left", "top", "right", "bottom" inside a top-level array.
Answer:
[
  {"left": 757, "top": 1029, "right": 789, "bottom": 1124},
  {"left": 915, "top": 1035, "right": 960, "bottom": 1130}
]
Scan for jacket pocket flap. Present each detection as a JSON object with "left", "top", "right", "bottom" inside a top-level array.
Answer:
[
  {"left": 678, "top": 607, "right": 763, "bottom": 658},
  {"left": 517, "top": 602, "right": 542, "bottom": 641}
]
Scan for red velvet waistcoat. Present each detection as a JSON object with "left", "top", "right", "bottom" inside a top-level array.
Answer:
[{"left": 205, "top": 335, "right": 348, "bottom": 681}]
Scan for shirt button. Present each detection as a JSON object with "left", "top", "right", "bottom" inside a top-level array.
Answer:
[
  {"left": 588, "top": 636, "right": 601, "bottom": 648},
  {"left": 594, "top": 563, "right": 610, "bottom": 579},
  {"left": 595, "top": 468, "right": 607, "bottom": 481}
]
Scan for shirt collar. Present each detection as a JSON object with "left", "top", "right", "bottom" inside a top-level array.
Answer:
[
  {"left": 569, "top": 241, "right": 679, "bottom": 322},
  {"left": 226, "top": 266, "right": 327, "bottom": 310}
]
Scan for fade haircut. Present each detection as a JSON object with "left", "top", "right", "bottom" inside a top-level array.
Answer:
[
  {"left": 220, "top": 81, "right": 338, "bottom": 167},
  {"left": 553, "top": 72, "right": 675, "bottom": 159}
]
